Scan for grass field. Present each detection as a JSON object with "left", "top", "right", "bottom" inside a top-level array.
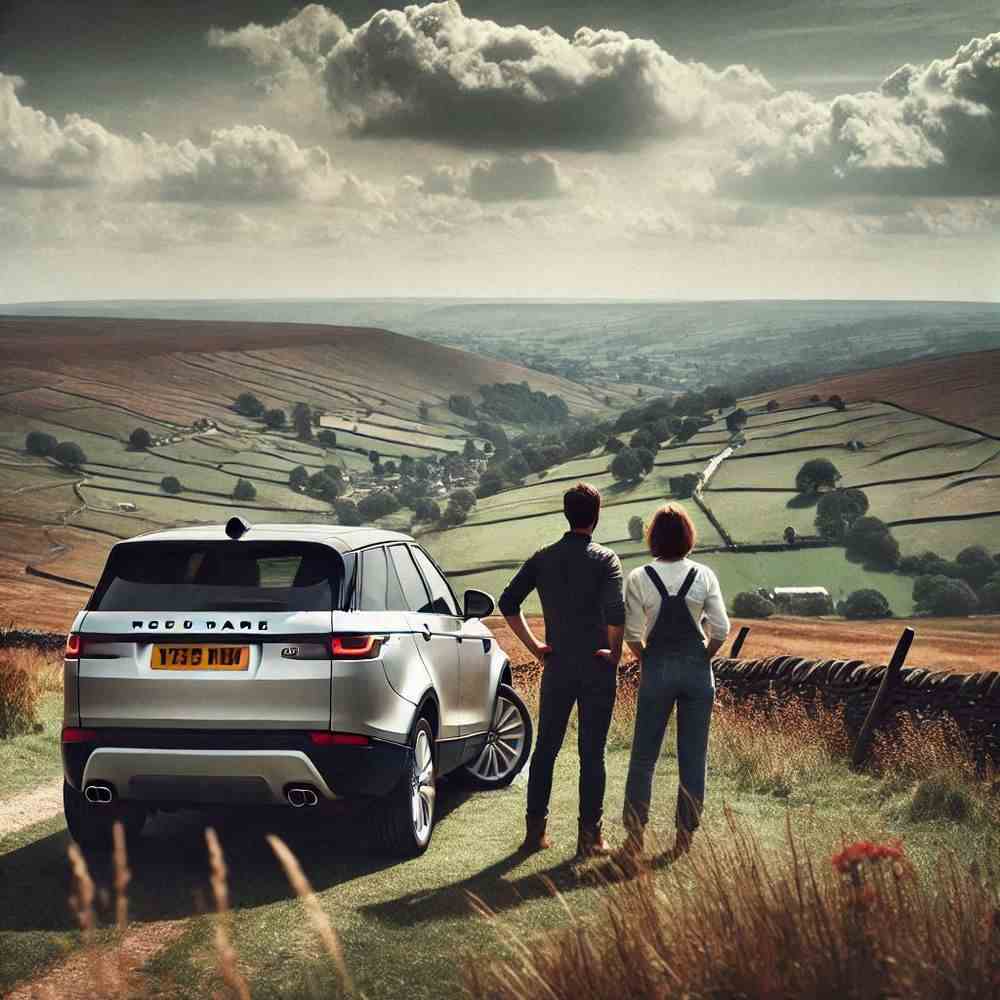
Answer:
[{"left": 1, "top": 655, "right": 997, "bottom": 999}]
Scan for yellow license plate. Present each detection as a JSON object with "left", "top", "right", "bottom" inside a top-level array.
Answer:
[{"left": 152, "top": 645, "right": 250, "bottom": 671}]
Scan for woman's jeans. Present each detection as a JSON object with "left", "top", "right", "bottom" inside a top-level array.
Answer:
[{"left": 624, "top": 648, "right": 715, "bottom": 834}]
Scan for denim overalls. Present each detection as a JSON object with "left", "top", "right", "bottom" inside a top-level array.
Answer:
[{"left": 623, "top": 565, "right": 715, "bottom": 836}]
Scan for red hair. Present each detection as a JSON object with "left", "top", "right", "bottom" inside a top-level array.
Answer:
[{"left": 647, "top": 503, "right": 697, "bottom": 559}]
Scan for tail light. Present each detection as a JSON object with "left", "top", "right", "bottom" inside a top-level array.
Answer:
[
  {"left": 65, "top": 634, "right": 82, "bottom": 657},
  {"left": 330, "top": 634, "right": 382, "bottom": 659},
  {"left": 309, "top": 731, "right": 371, "bottom": 747},
  {"left": 62, "top": 727, "right": 97, "bottom": 743}
]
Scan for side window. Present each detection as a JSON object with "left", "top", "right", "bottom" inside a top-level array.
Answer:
[
  {"left": 358, "top": 547, "right": 388, "bottom": 612},
  {"left": 388, "top": 545, "right": 432, "bottom": 613},
  {"left": 411, "top": 547, "right": 459, "bottom": 617}
]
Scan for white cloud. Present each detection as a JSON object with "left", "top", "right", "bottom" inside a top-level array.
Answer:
[
  {"left": 727, "top": 31, "right": 1000, "bottom": 198},
  {"left": 467, "top": 154, "right": 568, "bottom": 201}
]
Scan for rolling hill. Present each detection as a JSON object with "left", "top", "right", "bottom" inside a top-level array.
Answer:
[{"left": 0, "top": 316, "right": 600, "bottom": 629}]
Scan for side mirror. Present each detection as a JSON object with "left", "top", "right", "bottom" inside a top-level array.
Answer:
[{"left": 463, "top": 589, "right": 496, "bottom": 621}]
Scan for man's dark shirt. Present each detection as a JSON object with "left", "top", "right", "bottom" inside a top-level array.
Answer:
[{"left": 498, "top": 532, "right": 625, "bottom": 660}]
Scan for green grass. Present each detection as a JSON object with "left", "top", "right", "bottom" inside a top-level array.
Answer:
[
  {"left": 3, "top": 710, "right": 996, "bottom": 999},
  {"left": 892, "top": 513, "right": 1000, "bottom": 558},
  {"left": 0, "top": 691, "right": 64, "bottom": 800}
]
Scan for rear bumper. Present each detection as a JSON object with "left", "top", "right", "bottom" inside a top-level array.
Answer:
[{"left": 64, "top": 730, "right": 410, "bottom": 805}]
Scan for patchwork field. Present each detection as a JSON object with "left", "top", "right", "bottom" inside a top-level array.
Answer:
[{"left": 0, "top": 316, "right": 599, "bottom": 631}]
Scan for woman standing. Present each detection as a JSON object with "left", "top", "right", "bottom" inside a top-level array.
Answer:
[{"left": 621, "top": 503, "right": 730, "bottom": 859}]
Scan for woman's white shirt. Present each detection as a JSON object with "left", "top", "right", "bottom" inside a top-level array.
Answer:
[{"left": 623, "top": 558, "right": 731, "bottom": 644}]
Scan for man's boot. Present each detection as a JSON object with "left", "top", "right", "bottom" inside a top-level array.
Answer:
[
  {"left": 575, "top": 820, "right": 612, "bottom": 860},
  {"left": 614, "top": 824, "right": 645, "bottom": 876},
  {"left": 521, "top": 813, "right": 552, "bottom": 853}
]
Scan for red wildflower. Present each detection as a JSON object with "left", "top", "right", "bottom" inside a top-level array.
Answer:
[{"left": 831, "top": 838, "right": 905, "bottom": 874}]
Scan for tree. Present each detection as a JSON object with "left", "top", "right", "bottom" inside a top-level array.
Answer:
[
  {"left": 383, "top": 460, "right": 398, "bottom": 476},
  {"left": 307, "top": 471, "right": 342, "bottom": 502},
  {"left": 358, "top": 491, "right": 401, "bottom": 521},
  {"left": 439, "top": 501, "right": 468, "bottom": 527},
  {"left": 676, "top": 418, "right": 702, "bottom": 442},
  {"left": 795, "top": 458, "right": 842, "bottom": 494},
  {"left": 289, "top": 466, "right": 309, "bottom": 491},
  {"left": 450, "top": 488, "right": 476, "bottom": 513},
  {"left": 25, "top": 431, "right": 57, "bottom": 456},
  {"left": 630, "top": 427, "right": 657, "bottom": 452},
  {"left": 477, "top": 470, "right": 505, "bottom": 498},
  {"left": 233, "top": 479, "right": 257, "bottom": 501},
  {"left": 766, "top": 400, "right": 780, "bottom": 413},
  {"left": 605, "top": 436, "right": 625, "bottom": 454},
  {"left": 160, "top": 475, "right": 182, "bottom": 495},
  {"left": 233, "top": 392, "right": 264, "bottom": 418},
  {"left": 611, "top": 447, "right": 642, "bottom": 483},
  {"left": 368, "top": 450, "right": 380, "bottom": 466},
  {"left": 448, "top": 394, "right": 476, "bottom": 418},
  {"left": 464, "top": 439, "right": 478, "bottom": 460},
  {"left": 128, "top": 427, "right": 153, "bottom": 451},
  {"left": 292, "top": 403, "right": 313, "bottom": 441},
  {"left": 842, "top": 589, "right": 892, "bottom": 620},
  {"left": 53, "top": 441, "right": 86, "bottom": 469},
  {"left": 628, "top": 516, "right": 644, "bottom": 541},
  {"left": 979, "top": 575, "right": 1000, "bottom": 613},
  {"left": 844, "top": 516, "right": 900, "bottom": 569},
  {"left": 635, "top": 447, "right": 656, "bottom": 476},
  {"left": 418, "top": 401, "right": 430, "bottom": 421},
  {"left": 783, "top": 526, "right": 797, "bottom": 546},
  {"left": 263, "top": 408, "right": 286, "bottom": 430},
  {"left": 414, "top": 498, "right": 441, "bottom": 523},
  {"left": 726, "top": 408, "right": 748, "bottom": 433},
  {"left": 503, "top": 454, "right": 530, "bottom": 482},
  {"left": 899, "top": 550, "right": 953, "bottom": 577},
  {"left": 670, "top": 473, "right": 701, "bottom": 499},
  {"left": 732, "top": 592, "right": 776, "bottom": 618},
  {"left": 315, "top": 429, "right": 337, "bottom": 448},
  {"left": 829, "top": 394, "right": 847, "bottom": 411},
  {"left": 954, "top": 545, "right": 995, "bottom": 589},
  {"left": 913, "top": 575, "right": 979, "bottom": 617},
  {"left": 815, "top": 488, "right": 870, "bottom": 542}
]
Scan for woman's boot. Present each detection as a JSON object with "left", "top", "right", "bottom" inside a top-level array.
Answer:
[
  {"left": 575, "top": 820, "right": 612, "bottom": 860},
  {"left": 521, "top": 813, "right": 553, "bottom": 852}
]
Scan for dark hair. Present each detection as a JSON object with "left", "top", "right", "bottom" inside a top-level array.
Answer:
[
  {"left": 647, "top": 503, "right": 697, "bottom": 559},
  {"left": 563, "top": 482, "right": 601, "bottom": 530}
]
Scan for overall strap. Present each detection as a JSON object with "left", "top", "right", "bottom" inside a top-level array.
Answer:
[
  {"left": 643, "top": 564, "right": 671, "bottom": 599},
  {"left": 676, "top": 567, "right": 699, "bottom": 600}
]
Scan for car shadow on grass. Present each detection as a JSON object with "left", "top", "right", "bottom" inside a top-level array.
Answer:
[{"left": 0, "top": 777, "right": 476, "bottom": 934}]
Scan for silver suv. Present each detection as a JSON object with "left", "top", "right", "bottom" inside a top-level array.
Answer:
[{"left": 62, "top": 518, "right": 532, "bottom": 856}]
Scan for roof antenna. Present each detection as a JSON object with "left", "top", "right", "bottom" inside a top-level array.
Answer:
[{"left": 225, "top": 516, "right": 250, "bottom": 540}]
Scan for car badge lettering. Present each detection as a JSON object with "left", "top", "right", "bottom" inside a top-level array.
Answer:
[
  {"left": 282, "top": 646, "right": 299, "bottom": 658},
  {"left": 129, "top": 620, "right": 269, "bottom": 631}
]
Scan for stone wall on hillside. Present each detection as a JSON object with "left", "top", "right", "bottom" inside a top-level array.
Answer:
[
  {"left": 0, "top": 628, "right": 66, "bottom": 651},
  {"left": 712, "top": 654, "right": 1000, "bottom": 764}
]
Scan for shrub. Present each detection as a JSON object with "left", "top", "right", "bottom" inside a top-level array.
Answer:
[
  {"left": 814, "top": 488, "right": 869, "bottom": 542},
  {"left": 629, "top": 427, "right": 657, "bottom": 452},
  {"left": 292, "top": 403, "right": 313, "bottom": 441},
  {"left": 358, "top": 490, "right": 400, "bottom": 521},
  {"left": 627, "top": 516, "right": 644, "bottom": 541},
  {"left": 52, "top": 441, "right": 87, "bottom": 469},
  {"left": 160, "top": 475, "right": 183, "bottom": 495},
  {"left": 414, "top": 499, "right": 441, "bottom": 523},
  {"left": 954, "top": 545, "right": 995, "bottom": 589},
  {"left": 316, "top": 429, "right": 338, "bottom": 448},
  {"left": 842, "top": 589, "right": 892, "bottom": 619},
  {"left": 263, "top": 408, "right": 286, "bottom": 430},
  {"left": 634, "top": 447, "right": 656, "bottom": 475},
  {"left": 289, "top": 466, "right": 309, "bottom": 491},
  {"left": 766, "top": 399, "right": 780, "bottom": 412},
  {"left": 913, "top": 575, "right": 979, "bottom": 616},
  {"left": 670, "top": 473, "right": 701, "bottom": 499},
  {"left": 610, "top": 447, "right": 642, "bottom": 482},
  {"left": 476, "top": 470, "right": 505, "bottom": 498},
  {"left": 448, "top": 394, "right": 476, "bottom": 418},
  {"left": 0, "top": 650, "right": 40, "bottom": 738},
  {"left": 307, "top": 471, "right": 342, "bottom": 502},
  {"left": 439, "top": 501, "right": 468, "bottom": 527},
  {"left": 232, "top": 479, "right": 257, "bottom": 502},
  {"left": 844, "top": 516, "right": 900, "bottom": 569},
  {"left": 333, "top": 499, "right": 362, "bottom": 526},
  {"left": 725, "top": 408, "right": 748, "bottom": 433},
  {"left": 732, "top": 591, "right": 776, "bottom": 618},
  {"left": 898, "top": 550, "right": 952, "bottom": 576},
  {"left": 795, "top": 457, "right": 841, "bottom": 494},
  {"left": 25, "top": 430, "right": 57, "bottom": 456},
  {"left": 979, "top": 575, "right": 1000, "bottom": 613},
  {"left": 233, "top": 392, "right": 264, "bottom": 418},
  {"left": 449, "top": 488, "right": 476, "bottom": 513},
  {"left": 128, "top": 427, "right": 152, "bottom": 451}
]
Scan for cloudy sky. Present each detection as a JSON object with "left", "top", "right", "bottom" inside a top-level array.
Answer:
[{"left": 1, "top": 1, "right": 998, "bottom": 302}]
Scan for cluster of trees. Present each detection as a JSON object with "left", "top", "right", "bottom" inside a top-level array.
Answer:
[
  {"left": 24, "top": 431, "right": 87, "bottom": 469},
  {"left": 814, "top": 488, "right": 869, "bottom": 541},
  {"left": 233, "top": 394, "right": 324, "bottom": 440},
  {"left": 733, "top": 587, "right": 893, "bottom": 621},
  {"left": 449, "top": 383, "right": 571, "bottom": 426},
  {"left": 902, "top": 545, "right": 1000, "bottom": 617},
  {"left": 128, "top": 427, "right": 153, "bottom": 451},
  {"left": 796, "top": 458, "right": 842, "bottom": 495},
  {"left": 839, "top": 589, "right": 893, "bottom": 619},
  {"left": 290, "top": 464, "right": 345, "bottom": 502}
]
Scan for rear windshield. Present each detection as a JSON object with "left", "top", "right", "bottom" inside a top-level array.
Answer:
[{"left": 90, "top": 541, "right": 343, "bottom": 613}]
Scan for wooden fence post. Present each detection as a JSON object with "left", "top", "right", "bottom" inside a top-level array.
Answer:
[
  {"left": 851, "top": 627, "right": 914, "bottom": 770},
  {"left": 730, "top": 626, "right": 750, "bottom": 658}
]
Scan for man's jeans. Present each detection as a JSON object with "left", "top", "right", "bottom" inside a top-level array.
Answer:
[
  {"left": 624, "top": 648, "right": 715, "bottom": 834},
  {"left": 526, "top": 655, "right": 617, "bottom": 825}
]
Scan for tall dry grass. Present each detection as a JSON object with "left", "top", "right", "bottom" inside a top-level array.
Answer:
[
  {"left": 0, "top": 647, "right": 60, "bottom": 738},
  {"left": 465, "top": 813, "right": 1000, "bottom": 999}
]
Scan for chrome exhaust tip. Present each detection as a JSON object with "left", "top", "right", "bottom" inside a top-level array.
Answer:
[
  {"left": 286, "top": 786, "right": 318, "bottom": 807},
  {"left": 84, "top": 783, "right": 113, "bottom": 804}
]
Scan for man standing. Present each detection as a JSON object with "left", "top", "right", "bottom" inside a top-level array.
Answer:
[{"left": 498, "top": 483, "right": 625, "bottom": 858}]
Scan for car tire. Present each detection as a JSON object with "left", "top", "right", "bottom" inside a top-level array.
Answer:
[
  {"left": 63, "top": 781, "right": 147, "bottom": 852},
  {"left": 460, "top": 683, "right": 533, "bottom": 790},
  {"left": 372, "top": 718, "right": 436, "bottom": 857}
]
